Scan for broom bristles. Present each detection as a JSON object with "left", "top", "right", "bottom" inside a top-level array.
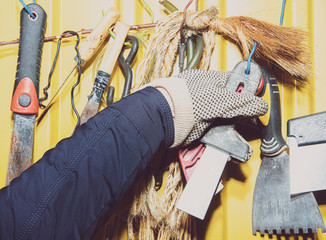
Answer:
[
  {"left": 185, "top": 6, "right": 311, "bottom": 80},
  {"left": 214, "top": 15, "right": 311, "bottom": 79}
]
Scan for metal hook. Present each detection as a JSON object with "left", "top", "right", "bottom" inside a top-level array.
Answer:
[
  {"left": 185, "top": 34, "right": 204, "bottom": 70},
  {"left": 107, "top": 35, "right": 139, "bottom": 105}
]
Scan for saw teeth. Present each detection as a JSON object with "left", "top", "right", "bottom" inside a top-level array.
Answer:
[
  {"left": 254, "top": 227, "right": 321, "bottom": 236},
  {"left": 284, "top": 228, "right": 291, "bottom": 235},
  {"left": 276, "top": 229, "right": 282, "bottom": 235}
]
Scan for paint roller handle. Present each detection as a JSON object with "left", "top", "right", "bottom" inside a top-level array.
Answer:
[{"left": 258, "top": 67, "right": 287, "bottom": 156}]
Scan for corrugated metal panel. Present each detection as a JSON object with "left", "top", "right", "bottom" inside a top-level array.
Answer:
[{"left": 1, "top": 0, "right": 326, "bottom": 239}]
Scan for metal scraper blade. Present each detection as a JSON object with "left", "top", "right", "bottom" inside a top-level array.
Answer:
[
  {"left": 289, "top": 192, "right": 326, "bottom": 234},
  {"left": 252, "top": 151, "right": 325, "bottom": 236},
  {"left": 176, "top": 146, "right": 229, "bottom": 220},
  {"left": 288, "top": 137, "right": 326, "bottom": 195}
]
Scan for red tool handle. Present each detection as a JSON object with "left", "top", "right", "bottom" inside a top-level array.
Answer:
[{"left": 178, "top": 144, "right": 206, "bottom": 181}]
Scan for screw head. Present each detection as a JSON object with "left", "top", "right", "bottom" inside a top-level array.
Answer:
[{"left": 18, "top": 94, "right": 31, "bottom": 107}]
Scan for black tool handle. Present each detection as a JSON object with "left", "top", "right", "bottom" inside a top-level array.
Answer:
[
  {"left": 258, "top": 67, "right": 287, "bottom": 156},
  {"left": 11, "top": 4, "right": 46, "bottom": 114}
]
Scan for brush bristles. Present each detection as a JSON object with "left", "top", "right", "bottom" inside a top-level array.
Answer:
[
  {"left": 213, "top": 16, "right": 311, "bottom": 79},
  {"left": 185, "top": 6, "right": 312, "bottom": 80}
]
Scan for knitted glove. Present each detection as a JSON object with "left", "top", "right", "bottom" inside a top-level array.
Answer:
[{"left": 147, "top": 69, "right": 268, "bottom": 147}]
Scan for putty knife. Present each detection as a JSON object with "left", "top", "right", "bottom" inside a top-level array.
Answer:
[
  {"left": 252, "top": 68, "right": 325, "bottom": 236},
  {"left": 287, "top": 111, "right": 326, "bottom": 195}
]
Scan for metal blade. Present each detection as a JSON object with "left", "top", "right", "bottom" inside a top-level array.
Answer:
[
  {"left": 80, "top": 98, "right": 100, "bottom": 124},
  {"left": 252, "top": 152, "right": 290, "bottom": 235},
  {"left": 176, "top": 146, "right": 229, "bottom": 220},
  {"left": 288, "top": 137, "right": 326, "bottom": 195},
  {"left": 252, "top": 151, "right": 325, "bottom": 235},
  {"left": 7, "top": 114, "right": 36, "bottom": 185},
  {"left": 289, "top": 192, "right": 326, "bottom": 234}
]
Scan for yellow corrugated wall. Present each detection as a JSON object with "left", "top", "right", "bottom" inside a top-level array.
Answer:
[{"left": 1, "top": 0, "right": 326, "bottom": 239}]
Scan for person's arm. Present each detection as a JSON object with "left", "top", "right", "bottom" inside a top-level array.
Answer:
[
  {"left": 0, "top": 87, "right": 174, "bottom": 240},
  {"left": 0, "top": 69, "right": 267, "bottom": 240}
]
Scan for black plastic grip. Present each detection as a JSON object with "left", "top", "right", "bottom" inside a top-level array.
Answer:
[
  {"left": 12, "top": 4, "right": 46, "bottom": 114},
  {"left": 258, "top": 67, "right": 287, "bottom": 156},
  {"left": 89, "top": 70, "right": 111, "bottom": 104}
]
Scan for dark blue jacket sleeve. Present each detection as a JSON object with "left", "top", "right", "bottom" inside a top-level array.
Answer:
[{"left": 0, "top": 87, "right": 174, "bottom": 240}]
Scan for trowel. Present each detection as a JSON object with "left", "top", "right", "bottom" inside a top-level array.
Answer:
[{"left": 252, "top": 67, "right": 325, "bottom": 236}]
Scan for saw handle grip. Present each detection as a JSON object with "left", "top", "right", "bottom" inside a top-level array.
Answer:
[
  {"left": 11, "top": 3, "right": 47, "bottom": 114},
  {"left": 77, "top": 7, "right": 120, "bottom": 65},
  {"left": 258, "top": 67, "right": 287, "bottom": 156}
]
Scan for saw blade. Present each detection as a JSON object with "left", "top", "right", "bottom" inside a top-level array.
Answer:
[{"left": 7, "top": 114, "right": 36, "bottom": 184}]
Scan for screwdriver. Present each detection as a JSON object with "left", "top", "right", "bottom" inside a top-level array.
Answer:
[{"left": 36, "top": 7, "right": 120, "bottom": 122}]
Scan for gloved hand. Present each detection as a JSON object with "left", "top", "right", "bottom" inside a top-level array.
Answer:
[{"left": 147, "top": 69, "right": 268, "bottom": 147}]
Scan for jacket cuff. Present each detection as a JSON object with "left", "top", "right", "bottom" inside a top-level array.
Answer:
[{"left": 146, "top": 77, "right": 195, "bottom": 147}]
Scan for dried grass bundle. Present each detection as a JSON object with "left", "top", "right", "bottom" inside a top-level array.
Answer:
[{"left": 126, "top": 161, "right": 198, "bottom": 240}]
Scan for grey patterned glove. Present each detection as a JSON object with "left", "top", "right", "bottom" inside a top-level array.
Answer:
[{"left": 148, "top": 69, "right": 268, "bottom": 147}]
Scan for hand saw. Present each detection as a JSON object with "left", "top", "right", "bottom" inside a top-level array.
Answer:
[
  {"left": 7, "top": 3, "right": 47, "bottom": 185},
  {"left": 252, "top": 67, "right": 325, "bottom": 236}
]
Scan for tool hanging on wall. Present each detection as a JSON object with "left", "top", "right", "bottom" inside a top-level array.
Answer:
[
  {"left": 106, "top": 35, "right": 139, "bottom": 106},
  {"left": 36, "top": 7, "right": 120, "bottom": 123},
  {"left": 252, "top": 68, "right": 325, "bottom": 236},
  {"left": 287, "top": 112, "right": 326, "bottom": 195},
  {"left": 7, "top": 3, "right": 47, "bottom": 185},
  {"left": 80, "top": 21, "right": 130, "bottom": 124}
]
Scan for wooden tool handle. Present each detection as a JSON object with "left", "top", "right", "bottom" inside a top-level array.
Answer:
[
  {"left": 78, "top": 7, "right": 120, "bottom": 65},
  {"left": 98, "top": 21, "right": 130, "bottom": 73}
]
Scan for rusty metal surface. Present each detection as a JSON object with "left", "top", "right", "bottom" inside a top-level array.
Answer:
[
  {"left": 80, "top": 99, "right": 100, "bottom": 124},
  {"left": 7, "top": 114, "right": 35, "bottom": 185}
]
